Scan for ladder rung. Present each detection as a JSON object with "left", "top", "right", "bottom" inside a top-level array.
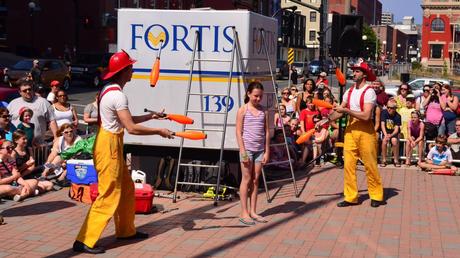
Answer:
[
  {"left": 179, "top": 163, "right": 220, "bottom": 168},
  {"left": 264, "top": 160, "right": 291, "bottom": 166},
  {"left": 187, "top": 128, "right": 225, "bottom": 132},
  {"left": 193, "top": 59, "right": 232, "bottom": 63},
  {"left": 270, "top": 143, "right": 286, "bottom": 147},
  {"left": 189, "top": 93, "right": 229, "bottom": 97},
  {"left": 176, "top": 182, "right": 238, "bottom": 190},
  {"left": 187, "top": 110, "right": 228, "bottom": 114}
]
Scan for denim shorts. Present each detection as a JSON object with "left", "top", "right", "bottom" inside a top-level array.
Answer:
[{"left": 240, "top": 150, "right": 264, "bottom": 163}]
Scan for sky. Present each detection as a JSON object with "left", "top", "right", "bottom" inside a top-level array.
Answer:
[{"left": 382, "top": 0, "right": 422, "bottom": 25}]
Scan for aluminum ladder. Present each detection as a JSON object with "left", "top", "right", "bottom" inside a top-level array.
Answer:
[{"left": 172, "top": 27, "right": 240, "bottom": 206}]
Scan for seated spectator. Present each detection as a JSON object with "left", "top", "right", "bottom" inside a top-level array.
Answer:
[
  {"left": 399, "top": 94, "right": 416, "bottom": 139},
  {"left": 41, "top": 123, "right": 82, "bottom": 186},
  {"left": 419, "top": 135, "right": 457, "bottom": 172},
  {"left": 0, "top": 140, "right": 53, "bottom": 201},
  {"left": 16, "top": 107, "right": 35, "bottom": 149},
  {"left": 53, "top": 89, "right": 78, "bottom": 128},
  {"left": 447, "top": 118, "right": 460, "bottom": 160},
  {"left": 316, "top": 72, "right": 329, "bottom": 87},
  {"left": 424, "top": 85, "right": 443, "bottom": 139},
  {"left": 299, "top": 97, "right": 319, "bottom": 164},
  {"left": 12, "top": 130, "right": 36, "bottom": 178},
  {"left": 380, "top": 101, "right": 401, "bottom": 167},
  {"left": 8, "top": 78, "right": 58, "bottom": 143},
  {"left": 295, "top": 79, "right": 316, "bottom": 115},
  {"left": 0, "top": 108, "right": 16, "bottom": 141},
  {"left": 312, "top": 115, "right": 329, "bottom": 167},
  {"left": 440, "top": 83, "right": 458, "bottom": 136},
  {"left": 415, "top": 85, "right": 431, "bottom": 118},
  {"left": 395, "top": 83, "right": 412, "bottom": 113},
  {"left": 83, "top": 92, "right": 99, "bottom": 134},
  {"left": 280, "top": 87, "right": 296, "bottom": 117},
  {"left": 373, "top": 79, "right": 389, "bottom": 107},
  {"left": 46, "top": 80, "right": 60, "bottom": 103},
  {"left": 267, "top": 129, "right": 297, "bottom": 170},
  {"left": 405, "top": 111, "right": 425, "bottom": 166},
  {"left": 274, "top": 104, "right": 290, "bottom": 128}
]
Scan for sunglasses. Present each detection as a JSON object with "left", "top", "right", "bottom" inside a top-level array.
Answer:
[
  {"left": 21, "top": 88, "right": 32, "bottom": 93},
  {"left": 400, "top": 88, "right": 408, "bottom": 90},
  {"left": 388, "top": 107, "right": 396, "bottom": 109},
  {"left": 0, "top": 115, "right": 11, "bottom": 119},
  {"left": 290, "top": 89, "right": 298, "bottom": 91},
  {"left": 58, "top": 95, "right": 67, "bottom": 97},
  {"left": 282, "top": 92, "right": 289, "bottom": 95},
  {"left": 424, "top": 89, "right": 430, "bottom": 92},
  {"left": 1, "top": 146, "right": 14, "bottom": 151},
  {"left": 63, "top": 130, "right": 73, "bottom": 135}
]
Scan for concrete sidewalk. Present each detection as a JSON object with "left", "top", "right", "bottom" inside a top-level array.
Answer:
[{"left": 1, "top": 164, "right": 460, "bottom": 257}]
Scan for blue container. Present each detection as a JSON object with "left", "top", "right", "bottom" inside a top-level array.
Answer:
[{"left": 66, "top": 159, "right": 98, "bottom": 184}]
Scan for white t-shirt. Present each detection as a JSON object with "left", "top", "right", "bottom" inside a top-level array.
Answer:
[
  {"left": 342, "top": 83, "right": 376, "bottom": 112},
  {"left": 46, "top": 92, "right": 56, "bottom": 103},
  {"left": 99, "top": 84, "right": 128, "bottom": 133}
]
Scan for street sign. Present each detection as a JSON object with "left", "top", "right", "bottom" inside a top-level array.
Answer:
[{"left": 288, "top": 48, "right": 294, "bottom": 65}]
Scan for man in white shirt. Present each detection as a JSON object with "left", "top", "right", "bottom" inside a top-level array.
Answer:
[
  {"left": 73, "top": 50, "right": 172, "bottom": 254},
  {"left": 324, "top": 61, "right": 385, "bottom": 208}
]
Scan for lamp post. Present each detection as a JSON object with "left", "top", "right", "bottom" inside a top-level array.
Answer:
[
  {"left": 397, "top": 43, "right": 401, "bottom": 63},
  {"left": 451, "top": 24, "right": 458, "bottom": 74},
  {"left": 28, "top": 1, "right": 36, "bottom": 56}
]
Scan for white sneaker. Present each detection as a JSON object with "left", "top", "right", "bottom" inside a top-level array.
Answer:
[
  {"left": 54, "top": 167, "right": 64, "bottom": 176},
  {"left": 34, "top": 189, "right": 40, "bottom": 196},
  {"left": 13, "top": 195, "right": 22, "bottom": 202}
]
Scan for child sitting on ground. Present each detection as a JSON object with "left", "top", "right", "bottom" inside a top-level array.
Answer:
[
  {"left": 419, "top": 135, "right": 457, "bottom": 172},
  {"left": 267, "top": 129, "right": 297, "bottom": 170},
  {"left": 312, "top": 115, "right": 329, "bottom": 167},
  {"left": 405, "top": 110, "right": 425, "bottom": 166},
  {"left": 12, "top": 130, "right": 36, "bottom": 178}
]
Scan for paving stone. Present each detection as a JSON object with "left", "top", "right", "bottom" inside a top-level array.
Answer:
[
  {"left": 183, "top": 239, "right": 205, "bottom": 246},
  {"left": 141, "top": 244, "right": 164, "bottom": 251},
  {"left": 282, "top": 239, "right": 304, "bottom": 246},
  {"left": 35, "top": 244, "right": 57, "bottom": 253},
  {"left": 270, "top": 256, "right": 293, "bottom": 258},
  {"left": 410, "top": 247, "right": 432, "bottom": 256},
  {"left": 308, "top": 249, "right": 331, "bottom": 256},
  {"left": 246, "top": 243, "right": 267, "bottom": 252},
  {"left": 411, "top": 221, "right": 429, "bottom": 226},
  {"left": 23, "top": 235, "right": 43, "bottom": 241},
  {"left": 0, "top": 252, "right": 9, "bottom": 258},
  {"left": 318, "top": 233, "right": 337, "bottom": 240},
  {"left": 378, "top": 238, "right": 399, "bottom": 245},
  {"left": 410, "top": 232, "right": 430, "bottom": 239},
  {"left": 443, "top": 243, "right": 460, "bottom": 249}
]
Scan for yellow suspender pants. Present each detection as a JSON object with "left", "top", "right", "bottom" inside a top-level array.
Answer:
[
  {"left": 343, "top": 118, "right": 384, "bottom": 203},
  {"left": 76, "top": 128, "right": 136, "bottom": 248}
]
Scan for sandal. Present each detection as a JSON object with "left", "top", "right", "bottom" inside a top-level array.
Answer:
[
  {"left": 239, "top": 218, "right": 255, "bottom": 226},
  {"left": 379, "top": 162, "right": 387, "bottom": 167},
  {"left": 251, "top": 216, "right": 268, "bottom": 223},
  {"left": 404, "top": 163, "right": 411, "bottom": 167},
  {"left": 394, "top": 162, "right": 401, "bottom": 168}
]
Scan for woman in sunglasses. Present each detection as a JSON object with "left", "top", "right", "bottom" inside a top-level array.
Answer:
[
  {"left": 280, "top": 87, "right": 295, "bottom": 117},
  {"left": 395, "top": 83, "right": 412, "bottom": 113},
  {"left": 0, "top": 140, "right": 52, "bottom": 201},
  {"left": 0, "top": 107, "right": 16, "bottom": 142},
  {"left": 52, "top": 89, "right": 78, "bottom": 128},
  {"left": 41, "top": 123, "right": 82, "bottom": 186}
]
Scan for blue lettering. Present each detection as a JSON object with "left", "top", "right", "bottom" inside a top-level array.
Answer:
[
  {"left": 223, "top": 26, "right": 234, "bottom": 53},
  {"left": 144, "top": 24, "right": 169, "bottom": 50},
  {"left": 172, "top": 25, "right": 192, "bottom": 51},
  {"left": 131, "top": 24, "right": 144, "bottom": 50},
  {"left": 213, "top": 26, "right": 219, "bottom": 52},
  {"left": 190, "top": 25, "right": 211, "bottom": 51}
]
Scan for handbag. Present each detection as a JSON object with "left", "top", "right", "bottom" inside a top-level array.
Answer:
[{"left": 443, "top": 110, "right": 456, "bottom": 121}]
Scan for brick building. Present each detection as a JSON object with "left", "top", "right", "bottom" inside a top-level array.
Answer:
[
  {"left": 421, "top": 0, "right": 460, "bottom": 71},
  {"left": 328, "top": 0, "right": 382, "bottom": 25},
  {"left": 2, "top": 0, "right": 273, "bottom": 58}
]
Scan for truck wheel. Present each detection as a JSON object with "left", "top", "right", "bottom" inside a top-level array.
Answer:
[{"left": 62, "top": 78, "right": 70, "bottom": 90}]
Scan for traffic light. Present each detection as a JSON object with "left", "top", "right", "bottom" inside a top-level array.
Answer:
[
  {"left": 330, "top": 14, "right": 363, "bottom": 57},
  {"left": 281, "top": 10, "right": 294, "bottom": 37}
]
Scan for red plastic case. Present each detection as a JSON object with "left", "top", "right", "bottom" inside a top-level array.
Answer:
[{"left": 89, "top": 183, "right": 154, "bottom": 214}]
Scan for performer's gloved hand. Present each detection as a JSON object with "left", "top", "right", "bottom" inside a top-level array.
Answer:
[
  {"left": 335, "top": 106, "right": 348, "bottom": 114},
  {"left": 158, "top": 128, "right": 174, "bottom": 138}
]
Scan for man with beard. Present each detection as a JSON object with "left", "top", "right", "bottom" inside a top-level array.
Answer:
[{"left": 320, "top": 60, "right": 385, "bottom": 208}]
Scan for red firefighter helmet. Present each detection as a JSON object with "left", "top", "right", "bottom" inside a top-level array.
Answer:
[{"left": 102, "top": 50, "right": 136, "bottom": 80}]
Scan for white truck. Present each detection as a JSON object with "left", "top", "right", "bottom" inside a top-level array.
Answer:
[{"left": 117, "top": 9, "right": 278, "bottom": 163}]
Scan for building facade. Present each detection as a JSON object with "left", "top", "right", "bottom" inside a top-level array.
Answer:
[
  {"left": 3, "top": 0, "right": 274, "bottom": 58},
  {"left": 328, "top": 0, "right": 382, "bottom": 25},
  {"left": 421, "top": 0, "right": 460, "bottom": 70},
  {"left": 381, "top": 12, "right": 394, "bottom": 25}
]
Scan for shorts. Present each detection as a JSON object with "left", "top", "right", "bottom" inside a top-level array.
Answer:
[{"left": 240, "top": 150, "right": 264, "bottom": 163}]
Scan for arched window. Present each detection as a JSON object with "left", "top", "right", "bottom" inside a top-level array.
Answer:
[{"left": 431, "top": 18, "right": 445, "bottom": 32}]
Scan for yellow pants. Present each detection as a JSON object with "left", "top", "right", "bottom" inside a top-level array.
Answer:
[
  {"left": 343, "top": 118, "right": 383, "bottom": 203},
  {"left": 76, "top": 129, "right": 136, "bottom": 248}
]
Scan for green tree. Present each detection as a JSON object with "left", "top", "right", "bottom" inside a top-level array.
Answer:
[{"left": 362, "top": 24, "right": 380, "bottom": 61}]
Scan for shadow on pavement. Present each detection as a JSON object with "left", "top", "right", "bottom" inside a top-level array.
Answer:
[{"left": 1, "top": 201, "right": 76, "bottom": 217}]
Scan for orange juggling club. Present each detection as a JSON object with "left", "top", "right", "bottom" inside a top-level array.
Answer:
[
  {"left": 428, "top": 169, "right": 456, "bottom": 176},
  {"left": 335, "top": 67, "right": 346, "bottom": 86},
  {"left": 144, "top": 108, "right": 194, "bottom": 124},
  {"left": 149, "top": 40, "right": 163, "bottom": 87},
  {"left": 296, "top": 129, "right": 315, "bottom": 145},
  {"left": 173, "top": 131, "right": 207, "bottom": 140},
  {"left": 312, "top": 98, "right": 333, "bottom": 109}
]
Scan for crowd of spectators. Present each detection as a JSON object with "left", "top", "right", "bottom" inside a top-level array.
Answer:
[
  {"left": 271, "top": 73, "right": 460, "bottom": 173},
  {"left": 0, "top": 63, "right": 98, "bottom": 202}
]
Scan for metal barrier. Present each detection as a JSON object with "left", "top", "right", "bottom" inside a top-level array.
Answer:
[{"left": 31, "top": 142, "right": 53, "bottom": 166}]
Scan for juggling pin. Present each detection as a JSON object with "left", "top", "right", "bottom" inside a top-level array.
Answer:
[
  {"left": 150, "top": 40, "right": 163, "bottom": 87},
  {"left": 335, "top": 67, "right": 346, "bottom": 86},
  {"left": 296, "top": 129, "right": 315, "bottom": 145},
  {"left": 144, "top": 108, "right": 194, "bottom": 124},
  {"left": 312, "top": 98, "right": 333, "bottom": 109},
  {"left": 428, "top": 169, "right": 456, "bottom": 176},
  {"left": 173, "top": 131, "right": 207, "bottom": 140}
]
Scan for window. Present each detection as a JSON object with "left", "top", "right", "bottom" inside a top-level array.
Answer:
[
  {"left": 309, "top": 30, "right": 316, "bottom": 41},
  {"left": 431, "top": 18, "right": 445, "bottom": 32},
  {"left": 430, "top": 44, "right": 443, "bottom": 59},
  {"left": 310, "top": 11, "right": 316, "bottom": 22}
]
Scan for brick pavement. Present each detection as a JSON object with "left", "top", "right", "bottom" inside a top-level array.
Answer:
[{"left": 1, "top": 164, "right": 460, "bottom": 257}]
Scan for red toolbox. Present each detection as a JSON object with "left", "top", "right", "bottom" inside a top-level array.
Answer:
[{"left": 89, "top": 183, "right": 155, "bottom": 214}]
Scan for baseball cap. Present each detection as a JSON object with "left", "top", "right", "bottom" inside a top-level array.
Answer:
[
  {"left": 33, "top": 59, "right": 39, "bottom": 65},
  {"left": 423, "top": 85, "right": 430, "bottom": 91},
  {"left": 406, "top": 94, "right": 415, "bottom": 99},
  {"left": 320, "top": 72, "right": 327, "bottom": 77}
]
